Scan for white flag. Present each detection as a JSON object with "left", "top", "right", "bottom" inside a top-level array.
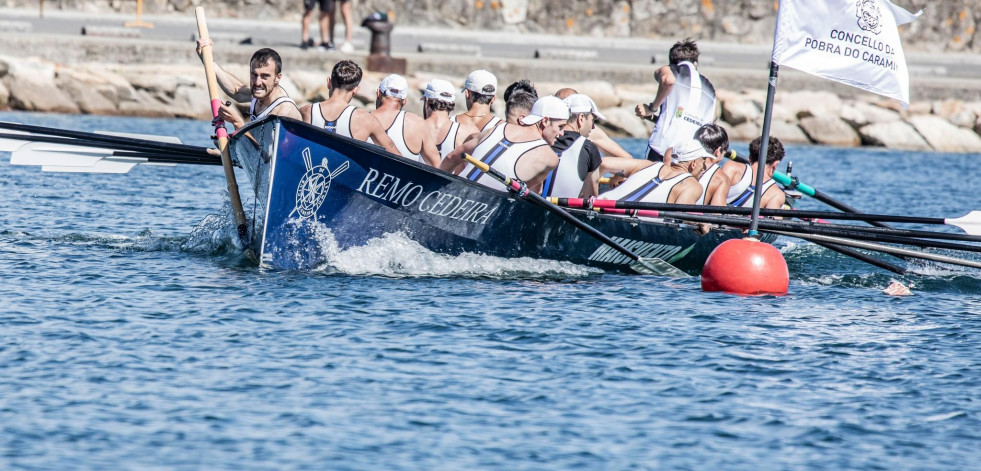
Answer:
[{"left": 772, "top": 0, "right": 921, "bottom": 105}]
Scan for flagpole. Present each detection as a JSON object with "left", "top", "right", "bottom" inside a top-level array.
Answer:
[{"left": 747, "top": 60, "right": 779, "bottom": 237}]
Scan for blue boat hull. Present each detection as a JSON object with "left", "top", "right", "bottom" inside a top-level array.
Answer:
[{"left": 230, "top": 117, "right": 766, "bottom": 273}]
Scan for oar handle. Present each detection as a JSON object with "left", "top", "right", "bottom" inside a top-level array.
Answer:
[{"left": 195, "top": 7, "right": 252, "bottom": 252}]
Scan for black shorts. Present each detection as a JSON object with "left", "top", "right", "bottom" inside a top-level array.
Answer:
[{"left": 303, "top": 0, "right": 348, "bottom": 11}]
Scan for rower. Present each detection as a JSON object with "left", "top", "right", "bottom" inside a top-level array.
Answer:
[
  {"left": 299, "top": 60, "right": 399, "bottom": 155},
  {"left": 554, "top": 87, "right": 631, "bottom": 159},
  {"left": 505, "top": 91, "right": 537, "bottom": 125},
  {"left": 503, "top": 79, "right": 538, "bottom": 102},
  {"left": 542, "top": 94, "right": 605, "bottom": 198},
  {"left": 599, "top": 140, "right": 705, "bottom": 205},
  {"left": 194, "top": 45, "right": 301, "bottom": 130},
  {"left": 441, "top": 95, "right": 569, "bottom": 194},
  {"left": 452, "top": 70, "right": 503, "bottom": 133},
  {"left": 635, "top": 38, "right": 717, "bottom": 162},
  {"left": 370, "top": 74, "right": 441, "bottom": 167},
  {"left": 727, "top": 136, "right": 787, "bottom": 209},
  {"left": 693, "top": 123, "right": 732, "bottom": 206},
  {"left": 422, "top": 78, "right": 479, "bottom": 161}
]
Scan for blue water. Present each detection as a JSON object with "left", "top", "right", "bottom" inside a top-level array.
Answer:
[{"left": 1, "top": 111, "right": 979, "bottom": 470}]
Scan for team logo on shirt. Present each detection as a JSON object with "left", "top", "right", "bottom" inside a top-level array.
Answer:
[
  {"left": 290, "top": 147, "right": 349, "bottom": 219},
  {"left": 675, "top": 106, "right": 684, "bottom": 118},
  {"left": 856, "top": 0, "right": 883, "bottom": 34}
]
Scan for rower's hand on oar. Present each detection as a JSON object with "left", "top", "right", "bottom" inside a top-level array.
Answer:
[
  {"left": 695, "top": 223, "right": 712, "bottom": 236},
  {"left": 195, "top": 38, "right": 214, "bottom": 63},
  {"left": 606, "top": 171, "right": 627, "bottom": 189},
  {"left": 217, "top": 101, "right": 245, "bottom": 131}
]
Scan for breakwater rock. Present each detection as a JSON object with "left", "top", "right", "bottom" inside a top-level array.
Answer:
[{"left": 3, "top": 54, "right": 981, "bottom": 153}]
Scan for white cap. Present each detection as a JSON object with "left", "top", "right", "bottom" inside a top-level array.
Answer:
[
  {"left": 423, "top": 78, "right": 456, "bottom": 103},
  {"left": 673, "top": 139, "right": 714, "bottom": 162},
  {"left": 463, "top": 69, "right": 498, "bottom": 95},
  {"left": 519, "top": 96, "right": 570, "bottom": 125},
  {"left": 378, "top": 74, "right": 408, "bottom": 99},
  {"left": 562, "top": 94, "right": 607, "bottom": 121}
]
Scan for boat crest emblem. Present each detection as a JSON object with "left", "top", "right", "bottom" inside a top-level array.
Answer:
[
  {"left": 856, "top": 0, "right": 883, "bottom": 34},
  {"left": 290, "top": 147, "right": 349, "bottom": 219}
]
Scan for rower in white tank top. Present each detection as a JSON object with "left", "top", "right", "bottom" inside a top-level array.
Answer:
[
  {"left": 383, "top": 110, "right": 422, "bottom": 163},
  {"left": 249, "top": 94, "right": 298, "bottom": 122},
  {"left": 311, "top": 103, "right": 356, "bottom": 139},
  {"left": 451, "top": 114, "right": 502, "bottom": 133},
  {"left": 726, "top": 163, "right": 753, "bottom": 204},
  {"left": 731, "top": 178, "right": 777, "bottom": 208},
  {"left": 542, "top": 135, "right": 587, "bottom": 198},
  {"left": 461, "top": 123, "right": 548, "bottom": 192},
  {"left": 647, "top": 61, "right": 717, "bottom": 157},
  {"left": 438, "top": 120, "right": 461, "bottom": 159},
  {"left": 600, "top": 162, "right": 694, "bottom": 203},
  {"left": 697, "top": 162, "right": 723, "bottom": 205}
]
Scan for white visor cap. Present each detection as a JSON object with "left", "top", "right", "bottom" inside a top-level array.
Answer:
[
  {"left": 378, "top": 74, "right": 409, "bottom": 99},
  {"left": 562, "top": 94, "right": 607, "bottom": 121},
  {"left": 673, "top": 139, "right": 714, "bottom": 162},
  {"left": 424, "top": 79, "right": 457, "bottom": 103},
  {"left": 519, "top": 95, "right": 570, "bottom": 125},
  {"left": 463, "top": 69, "right": 498, "bottom": 95}
]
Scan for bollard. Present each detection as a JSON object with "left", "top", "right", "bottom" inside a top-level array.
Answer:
[
  {"left": 361, "top": 12, "right": 406, "bottom": 75},
  {"left": 124, "top": 0, "right": 155, "bottom": 29}
]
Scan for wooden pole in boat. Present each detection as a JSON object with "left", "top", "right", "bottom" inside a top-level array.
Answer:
[{"left": 195, "top": 7, "right": 253, "bottom": 257}]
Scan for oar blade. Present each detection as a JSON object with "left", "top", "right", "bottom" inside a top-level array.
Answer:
[
  {"left": 11, "top": 142, "right": 114, "bottom": 167},
  {"left": 946, "top": 211, "right": 981, "bottom": 236},
  {"left": 630, "top": 257, "right": 689, "bottom": 277}
]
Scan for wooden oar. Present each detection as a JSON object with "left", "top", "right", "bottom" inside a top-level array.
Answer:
[
  {"left": 195, "top": 7, "right": 253, "bottom": 258},
  {"left": 767, "top": 231, "right": 981, "bottom": 270},
  {"left": 461, "top": 154, "right": 687, "bottom": 277},
  {"left": 555, "top": 198, "right": 981, "bottom": 236}
]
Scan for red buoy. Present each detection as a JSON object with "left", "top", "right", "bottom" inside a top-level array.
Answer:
[{"left": 701, "top": 238, "right": 789, "bottom": 295}]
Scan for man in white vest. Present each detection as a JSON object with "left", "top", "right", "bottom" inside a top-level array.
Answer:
[
  {"left": 543, "top": 94, "right": 605, "bottom": 198},
  {"left": 422, "top": 78, "right": 479, "bottom": 161},
  {"left": 635, "top": 38, "right": 717, "bottom": 162},
  {"left": 370, "top": 74, "right": 441, "bottom": 167},
  {"left": 441, "top": 96, "right": 568, "bottom": 194}
]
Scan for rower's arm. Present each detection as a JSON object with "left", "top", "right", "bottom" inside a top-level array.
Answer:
[
  {"left": 635, "top": 65, "right": 675, "bottom": 122},
  {"left": 439, "top": 130, "right": 484, "bottom": 174},
  {"left": 366, "top": 114, "right": 400, "bottom": 155},
  {"left": 213, "top": 63, "right": 252, "bottom": 103},
  {"left": 589, "top": 127, "right": 631, "bottom": 158}
]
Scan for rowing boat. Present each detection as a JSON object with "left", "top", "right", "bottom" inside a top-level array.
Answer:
[{"left": 230, "top": 116, "right": 765, "bottom": 273}]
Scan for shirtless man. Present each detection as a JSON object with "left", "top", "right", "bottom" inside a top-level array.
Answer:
[
  {"left": 599, "top": 140, "right": 705, "bottom": 205},
  {"left": 725, "top": 136, "right": 787, "bottom": 209},
  {"left": 195, "top": 46, "right": 302, "bottom": 130},
  {"left": 369, "top": 74, "right": 441, "bottom": 167},
  {"left": 554, "top": 87, "right": 631, "bottom": 159},
  {"left": 422, "top": 78, "right": 479, "bottom": 161},
  {"left": 692, "top": 123, "right": 732, "bottom": 206},
  {"left": 299, "top": 60, "right": 398, "bottom": 155},
  {"left": 635, "top": 38, "right": 717, "bottom": 161},
  {"left": 543, "top": 94, "right": 604, "bottom": 198},
  {"left": 441, "top": 95, "right": 569, "bottom": 194},
  {"left": 452, "top": 70, "right": 502, "bottom": 133}
]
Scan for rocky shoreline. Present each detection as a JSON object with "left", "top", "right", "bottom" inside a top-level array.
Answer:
[{"left": 3, "top": 54, "right": 981, "bottom": 153}]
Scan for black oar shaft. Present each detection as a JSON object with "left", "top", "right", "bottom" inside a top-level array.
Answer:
[
  {"left": 813, "top": 242, "right": 906, "bottom": 274},
  {"left": 0, "top": 122, "right": 212, "bottom": 156},
  {"left": 652, "top": 212, "right": 981, "bottom": 253},
  {"left": 584, "top": 200, "right": 951, "bottom": 226},
  {"left": 771, "top": 231, "right": 981, "bottom": 270}
]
